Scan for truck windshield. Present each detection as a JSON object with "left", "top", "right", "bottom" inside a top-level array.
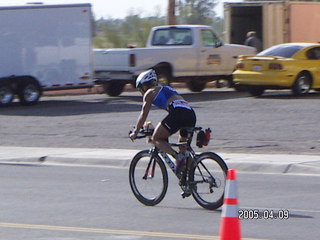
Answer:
[
  {"left": 152, "top": 28, "right": 193, "bottom": 46},
  {"left": 257, "top": 45, "right": 303, "bottom": 58}
]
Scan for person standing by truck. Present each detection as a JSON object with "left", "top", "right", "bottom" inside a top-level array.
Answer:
[
  {"left": 129, "top": 69, "right": 197, "bottom": 175},
  {"left": 244, "top": 31, "right": 262, "bottom": 52}
]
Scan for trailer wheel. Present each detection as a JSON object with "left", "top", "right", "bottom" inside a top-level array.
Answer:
[
  {"left": 0, "top": 82, "right": 14, "bottom": 106},
  {"left": 18, "top": 79, "right": 42, "bottom": 106},
  {"left": 103, "top": 81, "right": 125, "bottom": 97}
]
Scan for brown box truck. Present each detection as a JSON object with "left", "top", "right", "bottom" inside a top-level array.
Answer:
[{"left": 224, "top": 1, "right": 320, "bottom": 51}]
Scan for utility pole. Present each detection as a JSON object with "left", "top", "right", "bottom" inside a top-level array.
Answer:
[{"left": 167, "top": 0, "right": 176, "bottom": 25}]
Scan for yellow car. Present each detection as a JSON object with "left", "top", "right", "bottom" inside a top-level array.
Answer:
[{"left": 233, "top": 43, "right": 320, "bottom": 96}]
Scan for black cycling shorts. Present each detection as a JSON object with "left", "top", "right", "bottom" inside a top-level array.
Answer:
[{"left": 161, "top": 105, "right": 196, "bottom": 137}]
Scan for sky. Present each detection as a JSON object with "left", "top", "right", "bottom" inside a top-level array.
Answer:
[{"left": 0, "top": 0, "right": 225, "bottom": 19}]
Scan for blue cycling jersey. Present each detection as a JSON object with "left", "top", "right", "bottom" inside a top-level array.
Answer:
[{"left": 152, "top": 86, "right": 178, "bottom": 110}]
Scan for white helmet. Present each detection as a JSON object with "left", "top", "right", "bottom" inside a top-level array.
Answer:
[{"left": 136, "top": 69, "right": 157, "bottom": 89}]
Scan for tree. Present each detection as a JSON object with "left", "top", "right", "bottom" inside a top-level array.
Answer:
[
  {"left": 177, "top": 0, "right": 217, "bottom": 25},
  {"left": 94, "top": 14, "right": 165, "bottom": 48}
]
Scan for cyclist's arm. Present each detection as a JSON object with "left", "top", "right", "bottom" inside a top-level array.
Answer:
[{"left": 131, "top": 89, "right": 154, "bottom": 139}]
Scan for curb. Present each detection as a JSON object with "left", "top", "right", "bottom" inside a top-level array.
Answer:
[
  {"left": 0, "top": 146, "right": 319, "bottom": 175},
  {"left": 220, "top": 153, "right": 320, "bottom": 175}
]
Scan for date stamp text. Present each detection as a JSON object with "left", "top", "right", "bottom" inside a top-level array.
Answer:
[{"left": 238, "top": 209, "right": 290, "bottom": 220}]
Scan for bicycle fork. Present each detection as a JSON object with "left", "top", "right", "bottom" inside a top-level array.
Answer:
[
  {"left": 142, "top": 156, "right": 157, "bottom": 180},
  {"left": 142, "top": 148, "right": 177, "bottom": 180}
]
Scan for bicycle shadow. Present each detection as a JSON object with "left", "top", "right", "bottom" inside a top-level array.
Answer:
[
  {"left": 155, "top": 204, "right": 223, "bottom": 212},
  {"left": 155, "top": 205, "right": 315, "bottom": 219}
]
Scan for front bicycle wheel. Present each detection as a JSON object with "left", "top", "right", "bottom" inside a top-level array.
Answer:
[
  {"left": 189, "top": 152, "right": 228, "bottom": 210},
  {"left": 129, "top": 150, "right": 168, "bottom": 206}
]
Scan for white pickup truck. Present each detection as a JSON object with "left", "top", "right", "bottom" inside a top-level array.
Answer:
[{"left": 94, "top": 25, "right": 255, "bottom": 96}]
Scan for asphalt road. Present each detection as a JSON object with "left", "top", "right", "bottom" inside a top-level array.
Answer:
[
  {"left": 0, "top": 88, "right": 320, "bottom": 155},
  {"left": 0, "top": 87, "right": 320, "bottom": 155},
  {"left": 0, "top": 163, "right": 319, "bottom": 240}
]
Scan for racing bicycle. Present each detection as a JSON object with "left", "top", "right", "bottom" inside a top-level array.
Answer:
[{"left": 128, "top": 126, "right": 228, "bottom": 210}]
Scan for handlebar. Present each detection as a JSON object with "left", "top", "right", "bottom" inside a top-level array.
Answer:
[
  {"left": 128, "top": 128, "right": 154, "bottom": 139},
  {"left": 129, "top": 126, "right": 204, "bottom": 140},
  {"left": 129, "top": 126, "right": 211, "bottom": 148}
]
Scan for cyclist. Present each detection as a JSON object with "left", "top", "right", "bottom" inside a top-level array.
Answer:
[{"left": 129, "top": 69, "right": 196, "bottom": 173}]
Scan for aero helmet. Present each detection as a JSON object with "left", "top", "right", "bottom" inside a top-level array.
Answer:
[{"left": 136, "top": 69, "right": 157, "bottom": 89}]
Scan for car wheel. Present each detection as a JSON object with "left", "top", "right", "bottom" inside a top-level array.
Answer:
[
  {"left": 247, "top": 86, "right": 265, "bottom": 97},
  {"left": 234, "top": 84, "right": 247, "bottom": 92},
  {"left": 292, "top": 73, "right": 312, "bottom": 96}
]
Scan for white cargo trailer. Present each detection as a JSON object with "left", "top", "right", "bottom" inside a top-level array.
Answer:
[{"left": 0, "top": 3, "right": 93, "bottom": 106}]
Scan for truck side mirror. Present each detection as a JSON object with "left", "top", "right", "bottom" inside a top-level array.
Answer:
[{"left": 215, "top": 41, "right": 223, "bottom": 48}]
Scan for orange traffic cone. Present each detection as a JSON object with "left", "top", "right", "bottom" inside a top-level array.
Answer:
[{"left": 219, "top": 169, "right": 241, "bottom": 240}]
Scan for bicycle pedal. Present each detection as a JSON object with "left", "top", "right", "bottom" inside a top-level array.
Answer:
[{"left": 181, "top": 191, "right": 191, "bottom": 198}]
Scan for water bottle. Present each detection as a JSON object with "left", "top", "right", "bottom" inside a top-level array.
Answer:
[{"left": 203, "top": 128, "right": 211, "bottom": 146}]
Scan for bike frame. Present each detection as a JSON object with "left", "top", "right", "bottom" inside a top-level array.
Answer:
[
  {"left": 136, "top": 127, "right": 212, "bottom": 182},
  {"left": 145, "top": 141, "right": 198, "bottom": 180}
]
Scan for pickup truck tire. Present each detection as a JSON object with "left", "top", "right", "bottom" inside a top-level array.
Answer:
[
  {"left": 154, "top": 67, "right": 172, "bottom": 86},
  {"left": 18, "top": 78, "right": 42, "bottom": 106},
  {"left": 0, "top": 81, "right": 14, "bottom": 106},
  {"left": 187, "top": 80, "right": 206, "bottom": 92},
  {"left": 103, "top": 81, "right": 125, "bottom": 97}
]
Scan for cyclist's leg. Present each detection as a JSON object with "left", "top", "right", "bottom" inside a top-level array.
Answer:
[
  {"left": 152, "top": 123, "right": 177, "bottom": 157},
  {"left": 178, "top": 109, "right": 196, "bottom": 170},
  {"left": 153, "top": 107, "right": 196, "bottom": 158},
  {"left": 178, "top": 108, "right": 196, "bottom": 153},
  {"left": 153, "top": 123, "right": 185, "bottom": 176},
  {"left": 178, "top": 131, "right": 187, "bottom": 153}
]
